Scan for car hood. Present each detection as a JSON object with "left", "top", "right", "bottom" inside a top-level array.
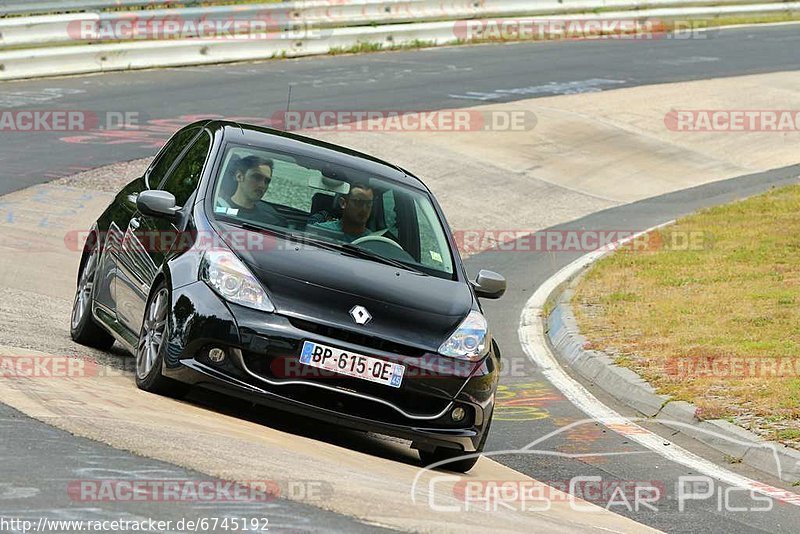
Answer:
[{"left": 225, "top": 227, "right": 473, "bottom": 352}]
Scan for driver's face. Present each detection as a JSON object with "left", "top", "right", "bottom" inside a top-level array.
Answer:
[
  {"left": 236, "top": 164, "right": 272, "bottom": 203},
  {"left": 342, "top": 188, "right": 373, "bottom": 226}
]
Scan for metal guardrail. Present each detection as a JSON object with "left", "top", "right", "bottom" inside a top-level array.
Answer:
[
  {"left": 0, "top": 0, "right": 784, "bottom": 17},
  {"left": 0, "top": 0, "right": 797, "bottom": 81},
  {"left": 0, "top": 0, "right": 785, "bottom": 48},
  {"left": 0, "top": 1, "right": 205, "bottom": 16}
]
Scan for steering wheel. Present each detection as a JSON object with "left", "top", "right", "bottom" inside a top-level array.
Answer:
[{"left": 351, "top": 234, "right": 404, "bottom": 250}]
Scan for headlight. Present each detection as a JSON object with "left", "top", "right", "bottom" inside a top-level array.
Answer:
[
  {"left": 199, "top": 249, "right": 275, "bottom": 313},
  {"left": 438, "top": 310, "right": 489, "bottom": 361}
]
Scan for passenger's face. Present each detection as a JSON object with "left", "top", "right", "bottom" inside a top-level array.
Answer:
[
  {"left": 342, "top": 188, "right": 373, "bottom": 226},
  {"left": 236, "top": 164, "right": 272, "bottom": 203}
]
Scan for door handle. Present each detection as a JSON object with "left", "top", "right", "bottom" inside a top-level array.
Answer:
[{"left": 129, "top": 218, "right": 140, "bottom": 230}]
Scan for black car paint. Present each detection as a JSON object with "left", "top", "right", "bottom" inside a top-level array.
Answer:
[{"left": 85, "top": 120, "right": 500, "bottom": 453}]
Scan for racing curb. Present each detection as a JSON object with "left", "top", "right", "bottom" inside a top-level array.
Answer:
[{"left": 544, "top": 272, "right": 800, "bottom": 485}]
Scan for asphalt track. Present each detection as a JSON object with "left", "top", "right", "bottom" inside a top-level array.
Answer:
[
  {"left": 0, "top": 402, "right": 388, "bottom": 532},
  {"left": 1, "top": 23, "right": 800, "bottom": 533},
  {"left": 1, "top": 23, "right": 800, "bottom": 195}
]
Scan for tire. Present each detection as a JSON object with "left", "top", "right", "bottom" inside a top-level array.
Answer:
[
  {"left": 419, "top": 412, "right": 493, "bottom": 473},
  {"left": 70, "top": 240, "right": 115, "bottom": 351},
  {"left": 134, "top": 282, "right": 188, "bottom": 398}
]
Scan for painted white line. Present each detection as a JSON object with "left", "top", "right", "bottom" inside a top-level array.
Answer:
[{"left": 519, "top": 222, "right": 800, "bottom": 506}]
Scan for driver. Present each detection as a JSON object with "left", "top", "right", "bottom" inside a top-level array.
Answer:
[{"left": 311, "top": 183, "right": 374, "bottom": 242}]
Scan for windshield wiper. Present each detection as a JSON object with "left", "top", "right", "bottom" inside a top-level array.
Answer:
[
  {"left": 215, "top": 216, "right": 274, "bottom": 234},
  {"left": 339, "top": 243, "right": 426, "bottom": 275}
]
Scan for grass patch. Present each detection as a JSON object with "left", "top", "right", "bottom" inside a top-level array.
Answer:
[
  {"left": 573, "top": 183, "right": 800, "bottom": 448},
  {"left": 329, "top": 41, "right": 385, "bottom": 55},
  {"left": 776, "top": 428, "right": 800, "bottom": 441},
  {"left": 329, "top": 39, "right": 436, "bottom": 56}
]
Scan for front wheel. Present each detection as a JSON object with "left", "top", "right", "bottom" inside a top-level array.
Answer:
[{"left": 135, "top": 283, "right": 187, "bottom": 398}]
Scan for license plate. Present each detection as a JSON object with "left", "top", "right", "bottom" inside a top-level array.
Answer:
[{"left": 299, "top": 341, "right": 405, "bottom": 388}]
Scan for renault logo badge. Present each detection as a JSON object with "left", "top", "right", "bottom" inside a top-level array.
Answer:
[{"left": 350, "top": 305, "right": 372, "bottom": 325}]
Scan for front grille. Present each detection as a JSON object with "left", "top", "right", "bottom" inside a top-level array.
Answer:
[
  {"left": 288, "top": 317, "right": 428, "bottom": 358},
  {"left": 239, "top": 343, "right": 455, "bottom": 421}
]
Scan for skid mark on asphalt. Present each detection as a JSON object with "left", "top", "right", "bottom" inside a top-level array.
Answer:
[
  {"left": 0, "top": 88, "right": 86, "bottom": 108},
  {"left": 448, "top": 79, "right": 626, "bottom": 101}
]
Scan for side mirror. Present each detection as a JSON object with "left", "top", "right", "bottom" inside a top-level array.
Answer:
[
  {"left": 137, "top": 190, "right": 179, "bottom": 220},
  {"left": 472, "top": 269, "right": 506, "bottom": 299}
]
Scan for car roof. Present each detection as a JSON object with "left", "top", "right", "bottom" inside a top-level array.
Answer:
[{"left": 201, "top": 120, "right": 428, "bottom": 191}]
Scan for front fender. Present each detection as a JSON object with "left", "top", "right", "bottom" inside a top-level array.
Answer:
[{"left": 163, "top": 281, "right": 241, "bottom": 374}]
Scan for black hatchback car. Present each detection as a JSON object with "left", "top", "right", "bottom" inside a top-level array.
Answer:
[{"left": 70, "top": 120, "right": 506, "bottom": 472}]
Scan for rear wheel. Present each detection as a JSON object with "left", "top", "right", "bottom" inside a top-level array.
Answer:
[
  {"left": 70, "top": 241, "right": 115, "bottom": 350},
  {"left": 418, "top": 414, "right": 493, "bottom": 473},
  {"left": 135, "top": 283, "right": 188, "bottom": 398}
]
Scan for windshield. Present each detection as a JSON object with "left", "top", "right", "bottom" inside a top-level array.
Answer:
[{"left": 209, "top": 143, "right": 456, "bottom": 279}]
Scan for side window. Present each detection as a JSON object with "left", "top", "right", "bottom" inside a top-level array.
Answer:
[
  {"left": 159, "top": 132, "right": 211, "bottom": 207},
  {"left": 147, "top": 126, "right": 201, "bottom": 187}
]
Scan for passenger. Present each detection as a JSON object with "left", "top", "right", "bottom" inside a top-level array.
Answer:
[
  {"left": 312, "top": 183, "right": 374, "bottom": 242},
  {"left": 224, "top": 155, "right": 285, "bottom": 226}
]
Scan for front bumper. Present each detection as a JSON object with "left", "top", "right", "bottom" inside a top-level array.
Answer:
[{"left": 164, "top": 282, "right": 499, "bottom": 452}]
